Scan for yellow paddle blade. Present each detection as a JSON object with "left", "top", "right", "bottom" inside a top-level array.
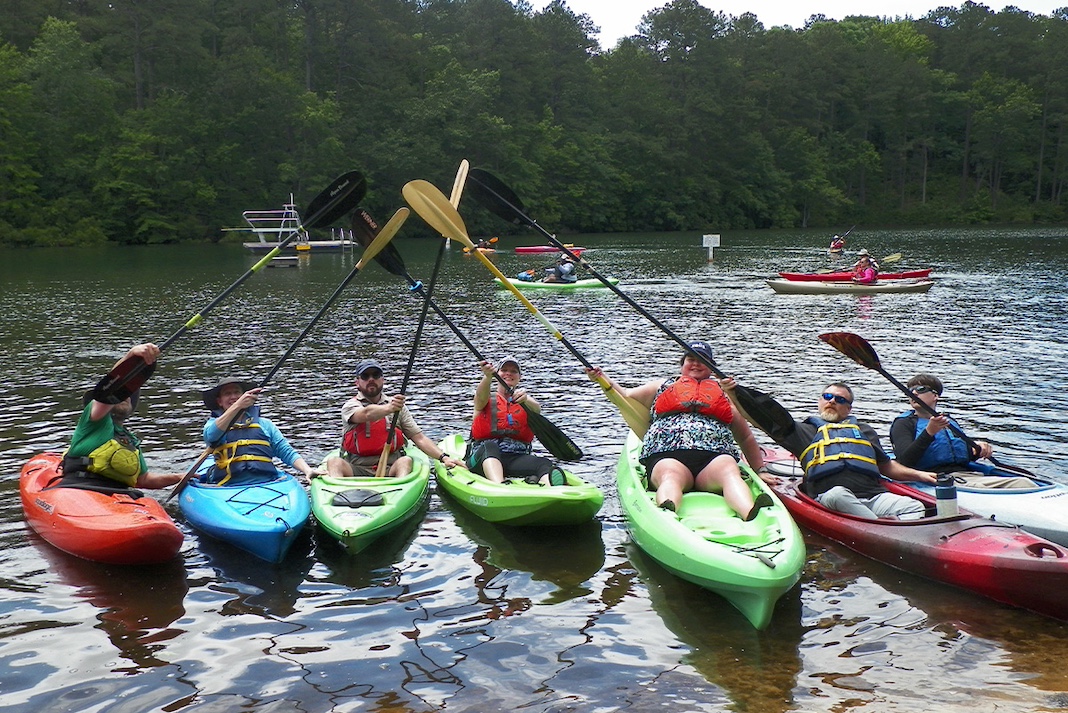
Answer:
[
  {"left": 355, "top": 207, "right": 409, "bottom": 270},
  {"left": 450, "top": 159, "right": 469, "bottom": 208},
  {"left": 403, "top": 180, "right": 475, "bottom": 248},
  {"left": 881, "top": 252, "right": 903, "bottom": 264},
  {"left": 598, "top": 378, "right": 650, "bottom": 438}
]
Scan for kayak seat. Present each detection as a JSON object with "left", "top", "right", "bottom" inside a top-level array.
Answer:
[
  {"left": 46, "top": 473, "right": 145, "bottom": 499},
  {"left": 332, "top": 489, "right": 385, "bottom": 507}
]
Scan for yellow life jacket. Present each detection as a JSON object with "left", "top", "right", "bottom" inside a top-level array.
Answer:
[{"left": 83, "top": 434, "right": 143, "bottom": 487}]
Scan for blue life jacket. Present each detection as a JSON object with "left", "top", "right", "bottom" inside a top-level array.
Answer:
[
  {"left": 207, "top": 405, "right": 276, "bottom": 484},
  {"left": 899, "top": 410, "right": 971, "bottom": 470},
  {"left": 799, "top": 416, "right": 881, "bottom": 482}
]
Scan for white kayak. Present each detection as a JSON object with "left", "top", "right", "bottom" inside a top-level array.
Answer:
[{"left": 766, "top": 278, "right": 934, "bottom": 295}]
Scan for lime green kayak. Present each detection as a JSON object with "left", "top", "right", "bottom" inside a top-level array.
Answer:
[
  {"left": 495, "top": 277, "right": 619, "bottom": 290},
  {"left": 311, "top": 446, "right": 431, "bottom": 553},
  {"left": 436, "top": 434, "right": 603, "bottom": 525},
  {"left": 616, "top": 432, "right": 805, "bottom": 629}
]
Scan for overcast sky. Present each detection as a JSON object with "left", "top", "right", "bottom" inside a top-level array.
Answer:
[{"left": 533, "top": 1, "right": 1065, "bottom": 47}]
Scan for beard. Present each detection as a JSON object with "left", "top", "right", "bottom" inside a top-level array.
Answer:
[
  {"left": 818, "top": 405, "right": 845, "bottom": 422},
  {"left": 360, "top": 382, "right": 382, "bottom": 401}
]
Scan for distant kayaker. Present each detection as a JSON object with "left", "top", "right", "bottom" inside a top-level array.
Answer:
[
  {"left": 321, "top": 359, "right": 462, "bottom": 478},
  {"left": 725, "top": 379, "right": 937, "bottom": 520},
  {"left": 467, "top": 357, "right": 568, "bottom": 486},
  {"left": 201, "top": 377, "right": 315, "bottom": 484},
  {"left": 543, "top": 255, "right": 579, "bottom": 283},
  {"left": 585, "top": 342, "right": 774, "bottom": 519},
  {"left": 890, "top": 374, "right": 1036, "bottom": 488},
  {"left": 829, "top": 235, "right": 845, "bottom": 253},
  {"left": 852, "top": 252, "right": 878, "bottom": 284},
  {"left": 62, "top": 343, "right": 182, "bottom": 490}
]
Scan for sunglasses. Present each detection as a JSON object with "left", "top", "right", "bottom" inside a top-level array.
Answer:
[
  {"left": 910, "top": 385, "right": 940, "bottom": 395},
  {"left": 821, "top": 392, "right": 853, "bottom": 406},
  {"left": 360, "top": 370, "right": 383, "bottom": 380}
]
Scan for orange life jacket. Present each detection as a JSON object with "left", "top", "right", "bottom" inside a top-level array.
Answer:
[
  {"left": 342, "top": 418, "right": 406, "bottom": 457},
  {"left": 470, "top": 392, "right": 535, "bottom": 443},
  {"left": 653, "top": 376, "right": 733, "bottom": 424}
]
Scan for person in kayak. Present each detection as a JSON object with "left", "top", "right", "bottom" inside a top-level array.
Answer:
[
  {"left": 62, "top": 343, "right": 182, "bottom": 490},
  {"left": 585, "top": 342, "right": 774, "bottom": 519},
  {"left": 829, "top": 235, "right": 845, "bottom": 253},
  {"left": 852, "top": 251, "right": 878, "bottom": 284},
  {"left": 467, "top": 357, "right": 568, "bottom": 486},
  {"left": 543, "top": 255, "right": 579, "bottom": 283},
  {"left": 890, "top": 374, "right": 1036, "bottom": 488},
  {"left": 200, "top": 376, "right": 315, "bottom": 484},
  {"left": 725, "top": 379, "right": 936, "bottom": 519},
  {"left": 321, "top": 359, "right": 462, "bottom": 478}
]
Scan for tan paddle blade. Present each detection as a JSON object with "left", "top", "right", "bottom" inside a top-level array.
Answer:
[
  {"left": 450, "top": 159, "right": 470, "bottom": 207},
  {"left": 600, "top": 381, "right": 651, "bottom": 438},
  {"left": 356, "top": 207, "right": 409, "bottom": 272},
  {"left": 403, "top": 180, "right": 474, "bottom": 248},
  {"left": 880, "top": 252, "right": 903, "bottom": 264},
  {"left": 818, "top": 332, "right": 882, "bottom": 371}
]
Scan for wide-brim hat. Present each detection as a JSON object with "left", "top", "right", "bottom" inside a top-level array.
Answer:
[
  {"left": 856, "top": 248, "right": 870, "bottom": 256},
  {"left": 201, "top": 377, "right": 256, "bottom": 410}
]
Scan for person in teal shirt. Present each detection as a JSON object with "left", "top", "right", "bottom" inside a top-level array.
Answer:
[{"left": 64, "top": 343, "right": 182, "bottom": 489}]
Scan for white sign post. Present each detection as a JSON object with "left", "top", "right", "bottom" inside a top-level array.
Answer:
[{"left": 702, "top": 233, "right": 721, "bottom": 262}]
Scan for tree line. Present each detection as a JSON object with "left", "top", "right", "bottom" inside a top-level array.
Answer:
[{"left": 1, "top": 0, "right": 1066, "bottom": 247}]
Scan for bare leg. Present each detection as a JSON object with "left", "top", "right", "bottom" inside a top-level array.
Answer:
[
  {"left": 389, "top": 455, "right": 413, "bottom": 477},
  {"left": 649, "top": 459, "right": 694, "bottom": 509},
  {"left": 481, "top": 457, "right": 506, "bottom": 483},
  {"left": 325, "top": 455, "right": 354, "bottom": 478},
  {"left": 694, "top": 455, "right": 756, "bottom": 518}
]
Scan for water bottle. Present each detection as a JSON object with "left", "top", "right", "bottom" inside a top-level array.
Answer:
[{"left": 935, "top": 473, "right": 959, "bottom": 517}]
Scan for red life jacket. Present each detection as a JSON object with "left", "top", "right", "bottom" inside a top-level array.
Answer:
[
  {"left": 653, "top": 376, "right": 733, "bottom": 424},
  {"left": 342, "top": 418, "right": 406, "bottom": 457},
  {"left": 470, "top": 393, "right": 535, "bottom": 443}
]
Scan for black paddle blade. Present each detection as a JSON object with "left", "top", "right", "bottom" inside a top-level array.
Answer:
[
  {"left": 526, "top": 408, "right": 583, "bottom": 461},
  {"left": 92, "top": 357, "right": 157, "bottom": 404},
  {"left": 352, "top": 209, "right": 408, "bottom": 277},
  {"left": 303, "top": 171, "right": 367, "bottom": 228},
  {"left": 732, "top": 384, "right": 797, "bottom": 445},
  {"left": 819, "top": 332, "right": 881, "bottom": 371},
  {"left": 467, "top": 168, "right": 529, "bottom": 226}
]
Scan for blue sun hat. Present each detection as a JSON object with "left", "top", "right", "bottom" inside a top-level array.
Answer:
[{"left": 682, "top": 341, "right": 716, "bottom": 366}]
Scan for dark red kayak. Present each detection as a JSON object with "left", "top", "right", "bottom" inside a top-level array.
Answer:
[
  {"left": 779, "top": 268, "right": 931, "bottom": 282},
  {"left": 767, "top": 474, "right": 1068, "bottom": 621}
]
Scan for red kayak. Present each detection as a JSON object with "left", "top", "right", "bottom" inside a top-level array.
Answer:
[
  {"left": 778, "top": 268, "right": 931, "bottom": 282},
  {"left": 766, "top": 473, "right": 1068, "bottom": 621},
  {"left": 20, "top": 453, "right": 183, "bottom": 565},
  {"left": 514, "top": 245, "right": 586, "bottom": 254}
]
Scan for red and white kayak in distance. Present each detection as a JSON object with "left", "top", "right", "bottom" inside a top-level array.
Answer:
[
  {"left": 779, "top": 268, "right": 931, "bottom": 282},
  {"left": 514, "top": 245, "right": 586, "bottom": 254}
]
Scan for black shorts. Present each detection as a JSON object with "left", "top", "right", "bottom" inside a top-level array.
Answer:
[{"left": 641, "top": 449, "right": 735, "bottom": 480}]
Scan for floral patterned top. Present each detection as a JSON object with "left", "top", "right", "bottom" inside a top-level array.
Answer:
[{"left": 639, "top": 378, "right": 740, "bottom": 463}]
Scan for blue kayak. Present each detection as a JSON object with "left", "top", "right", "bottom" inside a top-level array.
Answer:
[{"left": 179, "top": 466, "right": 311, "bottom": 563}]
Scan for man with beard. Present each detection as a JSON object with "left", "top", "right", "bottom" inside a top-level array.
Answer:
[
  {"left": 63, "top": 343, "right": 182, "bottom": 490},
  {"left": 321, "top": 359, "right": 462, "bottom": 478},
  {"left": 725, "top": 380, "right": 935, "bottom": 520}
]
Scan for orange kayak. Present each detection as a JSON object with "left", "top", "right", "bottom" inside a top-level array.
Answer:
[{"left": 20, "top": 453, "right": 183, "bottom": 565}]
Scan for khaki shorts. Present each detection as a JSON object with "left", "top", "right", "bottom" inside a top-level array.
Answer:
[{"left": 339, "top": 450, "right": 404, "bottom": 477}]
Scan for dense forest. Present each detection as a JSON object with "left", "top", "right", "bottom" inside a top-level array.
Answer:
[{"left": 1, "top": 0, "right": 1067, "bottom": 246}]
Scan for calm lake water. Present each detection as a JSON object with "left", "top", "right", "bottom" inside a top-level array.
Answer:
[{"left": 2, "top": 225, "right": 1068, "bottom": 712}]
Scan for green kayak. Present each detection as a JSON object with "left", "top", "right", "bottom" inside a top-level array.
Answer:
[
  {"left": 311, "top": 446, "right": 431, "bottom": 553},
  {"left": 495, "top": 276, "right": 619, "bottom": 290},
  {"left": 436, "top": 434, "right": 603, "bottom": 526},
  {"left": 616, "top": 432, "right": 806, "bottom": 630}
]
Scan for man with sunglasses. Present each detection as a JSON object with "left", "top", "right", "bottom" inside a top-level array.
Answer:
[
  {"left": 890, "top": 374, "right": 1035, "bottom": 488},
  {"left": 726, "top": 380, "right": 936, "bottom": 520},
  {"left": 321, "top": 358, "right": 462, "bottom": 478}
]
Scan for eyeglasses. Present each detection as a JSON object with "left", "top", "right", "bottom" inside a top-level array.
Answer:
[
  {"left": 821, "top": 392, "right": 853, "bottom": 406},
  {"left": 910, "top": 385, "right": 940, "bottom": 395},
  {"left": 360, "top": 370, "right": 383, "bottom": 380}
]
